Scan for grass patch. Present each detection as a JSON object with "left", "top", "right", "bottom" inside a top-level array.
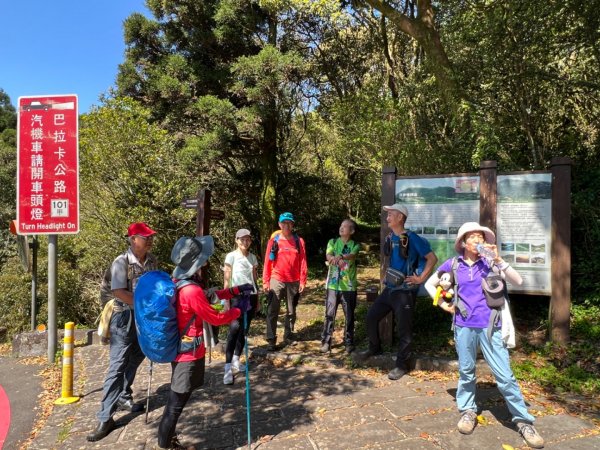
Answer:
[{"left": 512, "top": 304, "right": 600, "bottom": 396}]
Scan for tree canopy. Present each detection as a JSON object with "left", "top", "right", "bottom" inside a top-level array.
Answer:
[{"left": 0, "top": 0, "right": 598, "bottom": 335}]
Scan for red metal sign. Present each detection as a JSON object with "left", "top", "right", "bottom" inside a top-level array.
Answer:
[{"left": 17, "top": 95, "right": 79, "bottom": 235}]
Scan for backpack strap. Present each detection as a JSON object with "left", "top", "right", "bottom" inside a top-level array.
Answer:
[
  {"left": 403, "top": 231, "right": 417, "bottom": 275},
  {"left": 451, "top": 257, "right": 468, "bottom": 321},
  {"left": 485, "top": 261, "right": 506, "bottom": 341},
  {"left": 175, "top": 279, "right": 197, "bottom": 336},
  {"left": 269, "top": 232, "right": 301, "bottom": 261},
  {"left": 293, "top": 233, "right": 300, "bottom": 251}
]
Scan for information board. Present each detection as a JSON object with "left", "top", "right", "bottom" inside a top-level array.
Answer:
[{"left": 17, "top": 95, "right": 79, "bottom": 234}]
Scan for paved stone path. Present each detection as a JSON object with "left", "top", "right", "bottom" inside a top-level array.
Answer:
[{"left": 26, "top": 341, "right": 600, "bottom": 450}]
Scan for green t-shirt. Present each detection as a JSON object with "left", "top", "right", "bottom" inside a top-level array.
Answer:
[{"left": 326, "top": 238, "right": 360, "bottom": 291}]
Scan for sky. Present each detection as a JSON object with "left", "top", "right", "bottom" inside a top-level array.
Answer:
[{"left": 1, "top": 1, "right": 150, "bottom": 114}]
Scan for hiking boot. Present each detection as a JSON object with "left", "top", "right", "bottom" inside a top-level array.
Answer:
[
  {"left": 86, "top": 418, "right": 115, "bottom": 442},
  {"left": 155, "top": 436, "right": 195, "bottom": 449},
  {"left": 223, "top": 364, "right": 234, "bottom": 385},
  {"left": 117, "top": 398, "right": 145, "bottom": 413},
  {"left": 517, "top": 423, "right": 544, "bottom": 449},
  {"left": 387, "top": 367, "right": 406, "bottom": 380},
  {"left": 320, "top": 343, "right": 330, "bottom": 353},
  {"left": 266, "top": 342, "right": 276, "bottom": 352},
  {"left": 457, "top": 409, "right": 478, "bottom": 435},
  {"left": 353, "top": 348, "right": 382, "bottom": 363},
  {"left": 284, "top": 332, "right": 298, "bottom": 343}
]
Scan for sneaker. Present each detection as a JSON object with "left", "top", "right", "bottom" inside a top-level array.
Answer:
[
  {"left": 387, "top": 367, "right": 406, "bottom": 380},
  {"left": 231, "top": 357, "right": 246, "bottom": 373},
  {"left": 320, "top": 343, "right": 330, "bottom": 353},
  {"left": 517, "top": 423, "right": 544, "bottom": 449},
  {"left": 117, "top": 398, "right": 145, "bottom": 413},
  {"left": 457, "top": 410, "right": 477, "bottom": 434},
  {"left": 223, "top": 364, "right": 233, "bottom": 385}
]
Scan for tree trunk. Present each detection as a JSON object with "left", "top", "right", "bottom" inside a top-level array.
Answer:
[
  {"left": 259, "top": 13, "right": 280, "bottom": 256},
  {"left": 363, "top": 0, "right": 464, "bottom": 103}
]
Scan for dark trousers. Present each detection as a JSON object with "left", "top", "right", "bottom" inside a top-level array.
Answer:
[
  {"left": 366, "top": 288, "right": 416, "bottom": 370},
  {"left": 225, "top": 294, "right": 257, "bottom": 362},
  {"left": 266, "top": 279, "right": 300, "bottom": 343},
  {"left": 321, "top": 289, "right": 357, "bottom": 347},
  {"left": 157, "top": 390, "right": 192, "bottom": 447}
]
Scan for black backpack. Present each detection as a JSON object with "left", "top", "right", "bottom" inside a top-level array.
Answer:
[{"left": 99, "top": 252, "right": 134, "bottom": 305}]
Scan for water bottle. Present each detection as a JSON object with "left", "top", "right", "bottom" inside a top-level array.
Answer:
[{"left": 476, "top": 243, "right": 496, "bottom": 260}]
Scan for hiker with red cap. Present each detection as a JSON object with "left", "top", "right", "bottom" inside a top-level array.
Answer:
[{"left": 87, "top": 222, "right": 158, "bottom": 442}]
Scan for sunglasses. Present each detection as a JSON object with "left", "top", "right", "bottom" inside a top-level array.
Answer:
[{"left": 135, "top": 235, "right": 154, "bottom": 241}]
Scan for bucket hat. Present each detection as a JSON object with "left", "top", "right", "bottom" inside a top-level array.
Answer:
[
  {"left": 454, "top": 222, "right": 495, "bottom": 253},
  {"left": 171, "top": 236, "right": 215, "bottom": 279}
]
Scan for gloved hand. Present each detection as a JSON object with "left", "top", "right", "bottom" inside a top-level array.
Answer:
[
  {"left": 227, "top": 283, "right": 254, "bottom": 296},
  {"left": 204, "top": 287, "right": 220, "bottom": 304},
  {"left": 236, "top": 283, "right": 255, "bottom": 294}
]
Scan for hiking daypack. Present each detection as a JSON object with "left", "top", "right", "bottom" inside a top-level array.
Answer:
[
  {"left": 100, "top": 251, "right": 157, "bottom": 305},
  {"left": 269, "top": 232, "right": 301, "bottom": 261},
  {"left": 450, "top": 257, "right": 508, "bottom": 339},
  {"left": 99, "top": 252, "right": 133, "bottom": 306},
  {"left": 133, "top": 270, "right": 199, "bottom": 363}
]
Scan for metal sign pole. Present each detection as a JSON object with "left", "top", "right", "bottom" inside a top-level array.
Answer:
[
  {"left": 31, "top": 236, "right": 38, "bottom": 330},
  {"left": 48, "top": 234, "right": 58, "bottom": 364}
]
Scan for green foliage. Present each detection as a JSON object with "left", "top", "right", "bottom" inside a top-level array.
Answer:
[
  {"left": 0, "top": 91, "right": 17, "bottom": 271},
  {"left": 0, "top": 255, "right": 32, "bottom": 341},
  {"left": 4, "top": 0, "right": 600, "bottom": 336},
  {"left": 73, "top": 97, "right": 190, "bottom": 317},
  {"left": 512, "top": 304, "right": 600, "bottom": 396},
  {"left": 571, "top": 165, "right": 600, "bottom": 304},
  {"left": 412, "top": 297, "right": 457, "bottom": 357}
]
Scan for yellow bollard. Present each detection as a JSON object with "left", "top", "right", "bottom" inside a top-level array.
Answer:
[{"left": 55, "top": 322, "right": 80, "bottom": 405}]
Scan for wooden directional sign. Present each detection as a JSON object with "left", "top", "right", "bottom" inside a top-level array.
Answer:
[
  {"left": 210, "top": 210, "right": 225, "bottom": 220},
  {"left": 181, "top": 198, "right": 198, "bottom": 209},
  {"left": 180, "top": 197, "right": 224, "bottom": 220}
]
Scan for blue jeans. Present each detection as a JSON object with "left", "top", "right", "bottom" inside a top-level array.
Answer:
[
  {"left": 97, "top": 308, "right": 145, "bottom": 422},
  {"left": 454, "top": 325, "right": 534, "bottom": 423}
]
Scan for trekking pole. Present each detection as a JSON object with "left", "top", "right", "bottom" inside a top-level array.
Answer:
[
  {"left": 203, "top": 321, "right": 213, "bottom": 365},
  {"left": 145, "top": 360, "right": 153, "bottom": 424},
  {"left": 243, "top": 296, "right": 252, "bottom": 449},
  {"left": 324, "top": 262, "right": 333, "bottom": 355}
]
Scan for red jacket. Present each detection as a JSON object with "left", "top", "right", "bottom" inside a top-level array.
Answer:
[
  {"left": 263, "top": 234, "right": 307, "bottom": 287},
  {"left": 174, "top": 283, "right": 240, "bottom": 362}
]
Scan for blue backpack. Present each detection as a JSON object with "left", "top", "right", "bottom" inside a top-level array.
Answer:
[{"left": 134, "top": 271, "right": 198, "bottom": 363}]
